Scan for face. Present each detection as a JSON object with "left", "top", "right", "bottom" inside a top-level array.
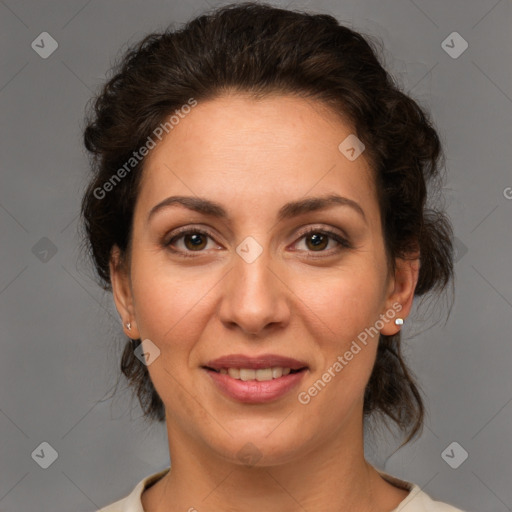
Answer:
[{"left": 110, "top": 93, "right": 418, "bottom": 466}]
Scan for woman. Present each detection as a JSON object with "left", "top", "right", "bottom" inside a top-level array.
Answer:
[{"left": 81, "top": 2, "right": 464, "bottom": 511}]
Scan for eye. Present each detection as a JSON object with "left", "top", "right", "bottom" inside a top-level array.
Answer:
[
  {"left": 292, "top": 227, "right": 351, "bottom": 255},
  {"left": 165, "top": 228, "right": 220, "bottom": 256}
]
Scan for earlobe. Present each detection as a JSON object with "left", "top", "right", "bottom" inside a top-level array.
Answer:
[
  {"left": 380, "top": 255, "right": 420, "bottom": 336},
  {"left": 109, "top": 245, "right": 140, "bottom": 339}
]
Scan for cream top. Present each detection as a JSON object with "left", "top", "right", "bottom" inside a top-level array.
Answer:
[{"left": 96, "top": 466, "right": 465, "bottom": 511}]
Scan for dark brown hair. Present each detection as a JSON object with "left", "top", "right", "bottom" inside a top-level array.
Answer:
[{"left": 80, "top": 1, "right": 453, "bottom": 444}]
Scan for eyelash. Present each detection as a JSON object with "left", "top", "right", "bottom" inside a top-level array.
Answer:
[{"left": 164, "top": 226, "right": 351, "bottom": 258}]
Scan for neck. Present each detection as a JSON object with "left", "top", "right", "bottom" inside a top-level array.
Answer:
[{"left": 142, "top": 414, "right": 408, "bottom": 512}]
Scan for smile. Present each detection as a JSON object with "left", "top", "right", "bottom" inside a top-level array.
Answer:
[
  {"left": 209, "top": 367, "right": 300, "bottom": 380},
  {"left": 203, "top": 366, "right": 308, "bottom": 403}
]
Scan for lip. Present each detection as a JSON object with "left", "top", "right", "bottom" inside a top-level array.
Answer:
[
  {"left": 204, "top": 367, "right": 308, "bottom": 404},
  {"left": 203, "top": 353, "right": 308, "bottom": 371},
  {"left": 202, "top": 354, "right": 309, "bottom": 404}
]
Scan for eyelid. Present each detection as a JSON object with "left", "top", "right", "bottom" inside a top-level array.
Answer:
[
  {"left": 164, "top": 226, "right": 222, "bottom": 250},
  {"left": 293, "top": 224, "right": 349, "bottom": 244}
]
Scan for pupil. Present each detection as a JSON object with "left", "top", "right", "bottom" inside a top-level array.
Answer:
[
  {"left": 186, "top": 234, "right": 206, "bottom": 250},
  {"left": 308, "top": 233, "right": 327, "bottom": 250}
]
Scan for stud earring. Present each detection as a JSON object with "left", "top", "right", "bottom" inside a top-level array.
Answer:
[
  {"left": 394, "top": 318, "right": 404, "bottom": 326},
  {"left": 126, "top": 322, "right": 131, "bottom": 330}
]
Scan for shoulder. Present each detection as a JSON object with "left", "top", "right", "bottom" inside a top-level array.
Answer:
[
  {"left": 398, "top": 485, "right": 467, "bottom": 511},
  {"left": 96, "top": 467, "right": 170, "bottom": 512},
  {"left": 376, "top": 469, "right": 466, "bottom": 512}
]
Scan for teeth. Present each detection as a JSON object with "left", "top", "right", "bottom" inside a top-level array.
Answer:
[
  {"left": 240, "top": 368, "right": 256, "bottom": 381},
  {"left": 218, "top": 367, "right": 296, "bottom": 381},
  {"left": 228, "top": 368, "right": 240, "bottom": 379},
  {"left": 272, "top": 367, "right": 283, "bottom": 379},
  {"left": 254, "top": 368, "right": 273, "bottom": 381}
]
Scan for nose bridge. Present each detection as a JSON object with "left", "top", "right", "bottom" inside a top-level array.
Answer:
[{"left": 219, "top": 235, "right": 289, "bottom": 334}]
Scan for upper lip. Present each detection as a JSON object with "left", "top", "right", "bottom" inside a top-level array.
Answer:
[{"left": 203, "top": 354, "right": 308, "bottom": 371}]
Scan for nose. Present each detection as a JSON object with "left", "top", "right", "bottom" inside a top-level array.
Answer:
[{"left": 218, "top": 242, "right": 291, "bottom": 336}]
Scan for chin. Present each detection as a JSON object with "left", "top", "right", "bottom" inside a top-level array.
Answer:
[{"left": 208, "top": 428, "right": 313, "bottom": 468}]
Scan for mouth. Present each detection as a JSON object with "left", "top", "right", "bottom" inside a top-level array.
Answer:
[
  {"left": 201, "top": 354, "right": 309, "bottom": 403},
  {"left": 202, "top": 366, "right": 307, "bottom": 381}
]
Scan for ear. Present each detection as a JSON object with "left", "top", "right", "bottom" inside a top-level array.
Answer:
[
  {"left": 110, "top": 245, "right": 140, "bottom": 339},
  {"left": 379, "top": 254, "right": 420, "bottom": 336}
]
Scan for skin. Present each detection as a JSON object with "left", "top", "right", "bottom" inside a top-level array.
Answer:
[{"left": 110, "top": 93, "right": 419, "bottom": 512}]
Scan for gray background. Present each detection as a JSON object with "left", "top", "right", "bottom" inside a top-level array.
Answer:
[{"left": 1, "top": 0, "right": 511, "bottom": 511}]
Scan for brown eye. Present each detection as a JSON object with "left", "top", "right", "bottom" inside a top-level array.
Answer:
[
  {"left": 183, "top": 233, "right": 208, "bottom": 251},
  {"left": 294, "top": 228, "right": 350, "bottom": 254},
  {"left": 305, "top": 232, "right": 329, "bottom": 251},
  {"left": 165, "top": 229, "right": 218, "bottom": 255}
]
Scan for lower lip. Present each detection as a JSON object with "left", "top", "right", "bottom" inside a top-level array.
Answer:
[{"left": 204, "top": 368, "right": 307, "bottom": 404}]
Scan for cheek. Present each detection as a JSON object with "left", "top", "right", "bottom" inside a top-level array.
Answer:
[
  {"left": 294, "top": 265, "right": 386, "bottom": 343},
  {"left": 129, "top": 249, "right": 216, "bottom": 342},
  {"left": 128, "top": 264, "right": 214, "bottom": 417},
  {"left": 292, "top": 267, "right": 384, "bottom": 407}
]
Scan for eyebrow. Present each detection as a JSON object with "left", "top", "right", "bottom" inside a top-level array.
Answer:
[{"left": 146, "top": 193, "right": 366, "bottom": 225}]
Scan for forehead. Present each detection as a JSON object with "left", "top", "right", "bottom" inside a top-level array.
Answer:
[{"left": 136, "top": 94, "right": 378, "bottom": 223}]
